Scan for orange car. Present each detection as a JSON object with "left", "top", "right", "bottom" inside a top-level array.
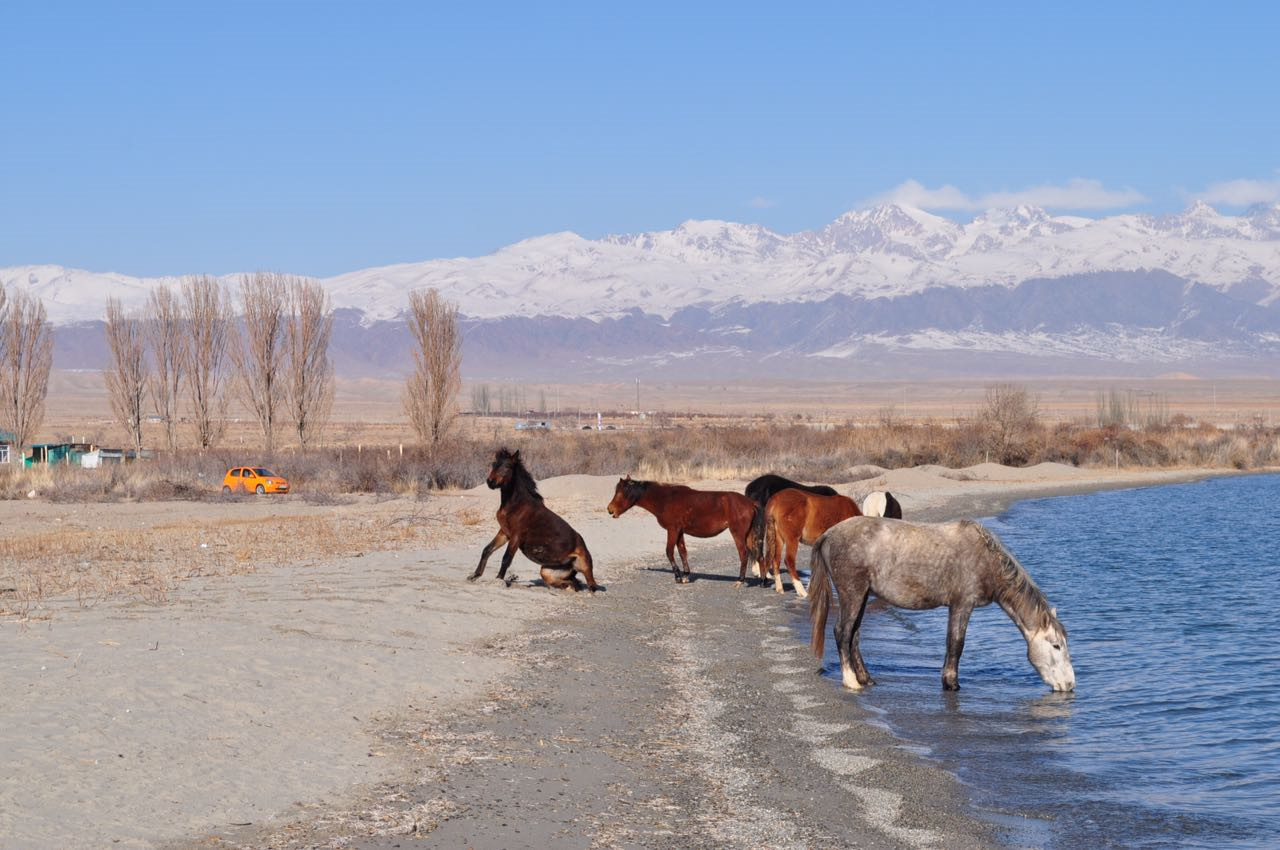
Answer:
[{"left": 222, "top": 466, "right": 290, "bottom": 495}]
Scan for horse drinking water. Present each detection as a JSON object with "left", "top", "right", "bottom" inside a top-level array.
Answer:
[
  {"left": 809, "top": 517, "right": 1074, "bottom": 692},
  {"left": 468, "top": 449, "right": 599, "bottom": 592},
  {"left": 607, "top": 476, "right": 757, "bottom": 584}
]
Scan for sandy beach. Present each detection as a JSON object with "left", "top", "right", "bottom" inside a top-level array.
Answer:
[{"left": 0, "top": 463, "right": 1246, "bottom": 848}]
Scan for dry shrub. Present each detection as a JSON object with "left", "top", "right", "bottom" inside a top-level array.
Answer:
[{"left": 4, "top": 419, "right": 1277, "bottom": 507}]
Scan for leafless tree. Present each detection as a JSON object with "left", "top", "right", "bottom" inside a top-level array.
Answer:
[
  {"left": 146, "top": 286, "right": 185, "bottom": 452},
  {"left": 285, "top": 277, "right": 334, "bottom": 449},
  {"left": 232, "top": 272, "right": 288, "bottom": 453},
  {"left": 979, "top": 382, "right": 1040, "bottom": 464},
  {"left": 104, "top": 297, "right": 149, "bottom": 454},
  {"left": 404, "top": 288, "right": 462, "bottom": 448},
  {"left": 0, "top": 289, "right": 54, "bottom": 456},
  {"left": 182, "top": 275, "right": 231, "bottom": 449}
]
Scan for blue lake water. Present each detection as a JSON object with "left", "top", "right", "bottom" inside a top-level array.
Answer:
[{"left": 807, "top": 473, "right": 1280, "bottom": 849}]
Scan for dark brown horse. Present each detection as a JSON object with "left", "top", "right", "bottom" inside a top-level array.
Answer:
[
  {"left": 607, "top": 476, "right": 757, "bottom": 584},
  {"left": 745, "top": 474, "right": 839, "bottom": 569},
  {"left": 468, "top": 449, "right": 599, "bottom": 592},
  {"left": 763, "top": 489, "right": 862, "bottom": 597}
]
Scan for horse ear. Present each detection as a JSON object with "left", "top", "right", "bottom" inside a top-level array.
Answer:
[
  {"left": 623, "top": 474, "right": 632, "bottom": 481},
  {"left": 512, "top": 450, "right": 522, "bottom": 462},
  {"left": 1050, "top": 607, "right": 1058, "bottom": 617}
]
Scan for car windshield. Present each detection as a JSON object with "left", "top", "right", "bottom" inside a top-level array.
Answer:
[{"left": 253, "top": 468, "right": 276, "bottom": 477}]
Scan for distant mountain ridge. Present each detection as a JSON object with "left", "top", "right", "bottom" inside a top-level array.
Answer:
[{"left": 10, "top": 202, "right": 1280, "bottom": 378}]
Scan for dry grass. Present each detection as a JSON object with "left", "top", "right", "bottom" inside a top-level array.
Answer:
[
  {"left": 4, "top": 418, "right": 1279, "bottom": 503},
  {"left": 0, "top": 500, "right": 481, "bottom": 620}
]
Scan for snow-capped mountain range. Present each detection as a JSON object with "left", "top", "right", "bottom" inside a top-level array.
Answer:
[{"left": 8, "top": 202, "right": 1280, "bottom": 378}]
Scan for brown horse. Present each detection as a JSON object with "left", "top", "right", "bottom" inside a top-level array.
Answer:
[
  {"left": 468, "top": 449, "right": 599, "bottom": 592},
  {"left": 744, "top": 474, "right": 839, "bottom": 569},
  {"left": 763, "top": 489, "right": 862, "bottom": 597},
  {"left": 607, "top": 476, "right": 758, "bottom": 584}
]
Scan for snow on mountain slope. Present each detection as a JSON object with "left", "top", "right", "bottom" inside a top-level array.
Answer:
[{"left": 6, "top": 203, "right": 1280, "bottom": 326}]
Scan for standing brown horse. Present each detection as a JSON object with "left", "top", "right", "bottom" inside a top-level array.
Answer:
[
  {"left": 607, "top": 475, "right": 758, "bottom": 584},
  {"left": 763, "top": 489, "right": 861, "bottom": 597},
  {"left": 468, "top": 449, "right": 599, "bottom": 592},
  {"left": 744, "top": 474, "right": 839, "bottom": 569}
]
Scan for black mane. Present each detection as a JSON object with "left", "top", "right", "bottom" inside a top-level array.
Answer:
[{"left": 496, "top": 448, "right": 543, "bottom": 501}]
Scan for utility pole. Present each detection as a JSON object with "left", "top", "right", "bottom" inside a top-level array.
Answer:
[{"left": 636, "top": 378, "right": 640, "bottom": 413}]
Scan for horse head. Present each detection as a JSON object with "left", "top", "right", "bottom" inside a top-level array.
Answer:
[
  {"left": 607, "top": 475, "right": 641, "bottom": 517},
  {"left": 1026, "top": 614, "right": 1075, "bottom": 692},
  {"left": 487, "top": 448, "right": 521, "bottom": 490}
]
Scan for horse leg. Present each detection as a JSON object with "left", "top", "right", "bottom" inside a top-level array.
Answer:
[
  {"left": 942, "top": 604, "right": 973, "bottom": 691},
  {"left": 574, "top": 540, "right": 599, "bottom": 594},
  {"left": 837, "top": 587, "right": 873, "bottom": 689},
  {"left": 468, "top": 530, "right": 508, "bottom": 581},
  {"left": 664, "top": 528, "right": 684, "bottom": 583},
  {"left": 675, "top": 533, "right": 692, "bottom": 582},
  {"left": 732, "top": 527, "right": 751, "bottom": 588},
  {"left": 539, "top": 564, "right": 582, "bottom": 592},
  {"left": 495, "top": 539, "right": 520, "bottom": 586},
  {"left": 772, "top": 530, "right": 786, "bottom": 594},
  {"left": 785, "top": 536, "right": 806, "bottom": 598}
]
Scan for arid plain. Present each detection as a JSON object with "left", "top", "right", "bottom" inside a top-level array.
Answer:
[{"left": 3, "top": 371, "right": 1278, "bottom": 848}]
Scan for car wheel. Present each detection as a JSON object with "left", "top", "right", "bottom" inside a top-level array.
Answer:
[
  {"left": 222, "top": 485, "right": 232, "bottom": 494},
  {"left": 255, "top": 484, "right": 265, "bottom": 495}
]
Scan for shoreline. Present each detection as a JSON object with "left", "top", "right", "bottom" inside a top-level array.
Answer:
[{"left": 1, "top": 464, "right": 1264, "bottom": 848}]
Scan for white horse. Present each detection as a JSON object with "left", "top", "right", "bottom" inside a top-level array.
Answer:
[
  {"left": 860, "top": 490, "right": 902, "bottom": 518},
  {"left": 809, "top": 517, "right": 1075, "bottom": 692}
]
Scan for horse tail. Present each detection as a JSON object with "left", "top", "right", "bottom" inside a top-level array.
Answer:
[
  {"left": 751, "top": 498, "right": 767, "bottom": 567},
  {"left": 884, "top": 491, "right": 903, "bottom": 519},
  {"left": 764, "top": 508, "right": 779, "bottom": 580},
  {"left": 809, "top": 532, "right": 834, "bottom": 659}
]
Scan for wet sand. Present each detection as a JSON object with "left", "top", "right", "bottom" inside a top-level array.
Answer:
[{"left": 0, "top": 464, "right": 1246, "bottom": 848}]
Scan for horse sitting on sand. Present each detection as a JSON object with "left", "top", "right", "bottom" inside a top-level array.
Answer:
[
  {"left": 860, "top": 490, "right": 902, "bottom": 519},
  {"left": 763, "top": 489, "right": 862, "bottom": 597},
  {"left": 468, "top": 449, "right": 599, "bottom": 592},
  {"left": 809, "top": 517, "right": 1074, "bottom": 692},
  {"left": 744, "top": 474, "right": 839, "bottom": 572},
  {"left": 607, "top": 476, "right": 758, "bottom": 585}
]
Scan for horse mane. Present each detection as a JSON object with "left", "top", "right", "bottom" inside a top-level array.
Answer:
[
  {"left": 969, "top": 522, "right": 1061, "bottom": 634},
  {"left": 622, "top": 477, "right": 653, "bottom": 501},
  {"left": 497, "top": 448, "right": 543, "bottom": 502}
]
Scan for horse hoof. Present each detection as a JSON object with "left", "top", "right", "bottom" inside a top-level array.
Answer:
[
  {"left": 465, "top": 574, "right": 480, "bottom": 583},
  {"left": 733, "top": 581, "right": 744, "bottom": 589},
  {"left": 681, "top": 576, "right": 692, "bottom": 584},
  {"left": 503, "top": 574, "right": 518, "bottom": 588}
]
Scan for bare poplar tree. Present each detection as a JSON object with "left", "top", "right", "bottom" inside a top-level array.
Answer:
[
  {"left": 404, "top": 288, "right": 462, "bottom": 448},
  {"left": 285, "top": 277, "right": 334, "bottom": 449},
  {"left": 232, "top": 272, "right": 287, "bottom": 453},
  {"left": 979, "top": 382, "right": 1040, "bottom": 463},
  {"left": 182, "top": 275, "right": 231, "bottom": 449},
  {"left": 0, "top": 289, "right": 54, "bottom": 456},
  {"left": 146, "top": 286, "right": 185, "bottom": 452},
  {"left": 104, "top": 297, "right": 149, "bottom": 453}
]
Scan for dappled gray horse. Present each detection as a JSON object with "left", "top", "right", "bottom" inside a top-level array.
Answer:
[{"left": 809, "top": 517, "right": 1074, "bottom": 692}]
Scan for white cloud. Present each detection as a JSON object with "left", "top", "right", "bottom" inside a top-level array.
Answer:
[
  {"left": 746, "top": 196, "right": 777, "bottom": 209},
  {"left": 863, "top": 178, "right": 1146, "bottom": 211},
  {"left": 1193, "top": 175, "right": 1280, "bottom": 206}
]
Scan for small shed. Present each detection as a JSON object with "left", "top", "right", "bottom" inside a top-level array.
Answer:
[
  {"left": 26, "top": 443, "right": 88, "bottom": 466},
  {"left": 0, "top": 430, "right": 14, "bottom": 465}
]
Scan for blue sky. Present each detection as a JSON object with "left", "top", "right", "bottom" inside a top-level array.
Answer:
[{"left": 3, "top": 2, "right": 1278, "bottom": 277}]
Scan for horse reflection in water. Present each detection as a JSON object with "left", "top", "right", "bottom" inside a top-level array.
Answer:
[
  {"left": 468, "top": 448, "right": 599, "bottom": 593},
  {"left": 809, "top": 517, "right": 1074, "bottom": 692}
]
